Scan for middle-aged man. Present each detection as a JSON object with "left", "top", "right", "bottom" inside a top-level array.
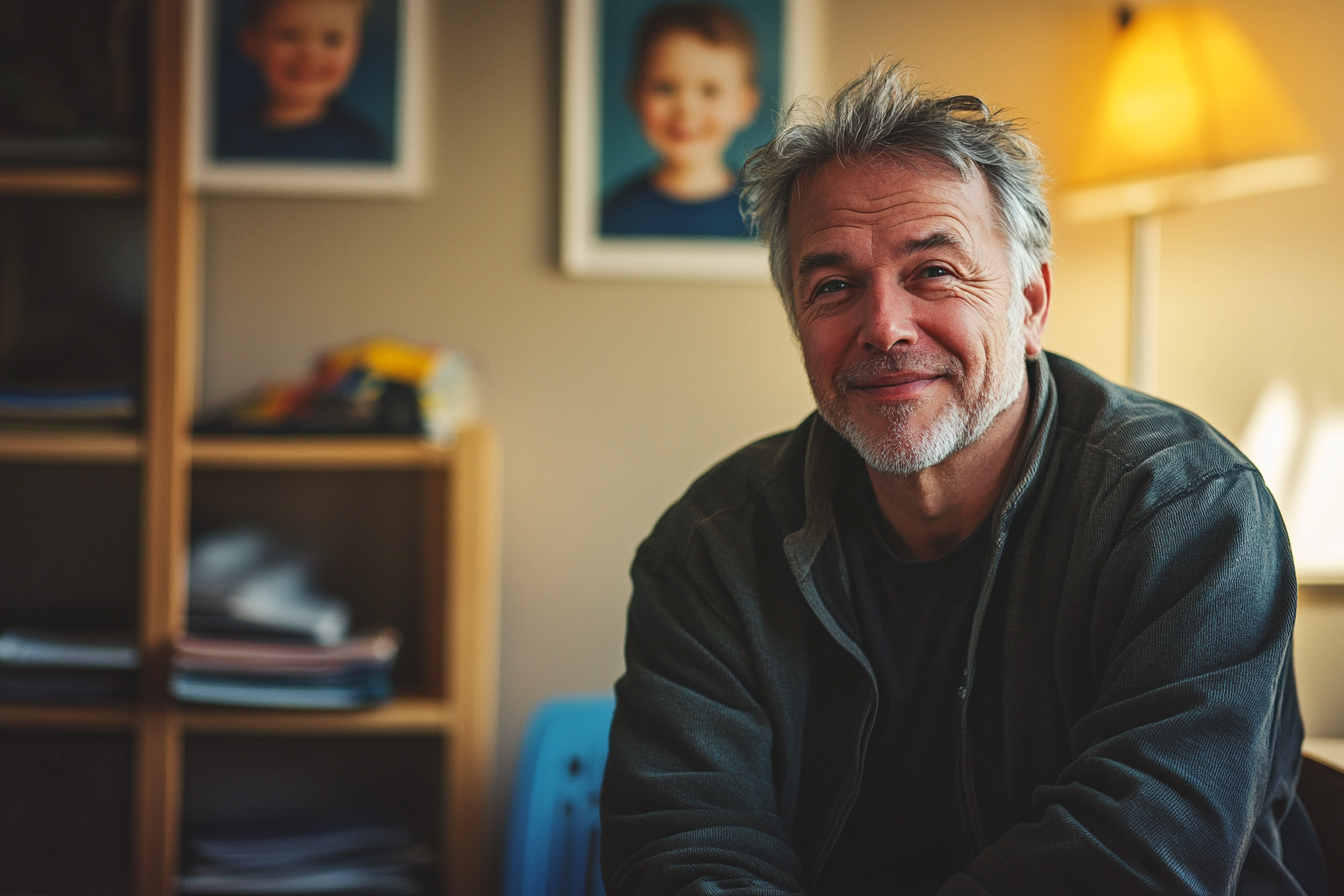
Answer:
[{"left": 600, "top": 60, "right": 1324, "bottom": 895}]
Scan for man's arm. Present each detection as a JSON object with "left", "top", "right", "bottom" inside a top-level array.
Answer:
[
  {"left": 944, "top": 465, "right": 1303, "bottom": 895},
  {"left": 601, "top": 534, "right": 805, "bottom": 896}
]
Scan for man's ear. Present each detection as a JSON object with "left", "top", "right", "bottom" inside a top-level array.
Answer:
[{"left": 1022, "top": 261, "right": 1051, "bottom": 358}]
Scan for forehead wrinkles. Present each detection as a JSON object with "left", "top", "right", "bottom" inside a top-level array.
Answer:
[
  {"left": 791, "top": 189, "right": 977, "bottom": 266},
  {"left": 794, "top": 158, "right": 1006, "bottom": 258}
]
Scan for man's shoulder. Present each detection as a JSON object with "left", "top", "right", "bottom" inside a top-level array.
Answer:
[
  {"left": 1046, "top": 352, "right": 1256, "bottom": 500},
  {"left": 644, "top": 416, "right": 814, "bottom": 555}
]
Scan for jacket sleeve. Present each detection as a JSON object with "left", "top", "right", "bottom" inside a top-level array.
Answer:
[
  {"left": 941, "top": 465, "right": 1304, "bottom": 896},
  {"left": 600, "top": 532, "right": 806, "bottom": 896}
]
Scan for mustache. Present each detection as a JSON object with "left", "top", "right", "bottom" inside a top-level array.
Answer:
[{"left": 834, "top": 350, "right": 963, "bottom": 393}]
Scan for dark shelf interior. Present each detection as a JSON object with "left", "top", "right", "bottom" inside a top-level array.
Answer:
[
  {"left": 0, "top": 730, "right": 133, "bottom": 895},
  {"left": 0, "top": 0, "right": 149, "bottom": 166},
  {"left": 0, "top": 463, "right": 141, "bottom": 632},
  {"left": 181, "top": 733, "right": 444, "bottom": 886},
  {"left": 0, "top": 197, "right": 145, "bottom": 415}
]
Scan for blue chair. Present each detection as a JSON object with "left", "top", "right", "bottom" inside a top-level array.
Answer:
[{"left": 503, "top": 693, "right": 616, "bottom": 896}]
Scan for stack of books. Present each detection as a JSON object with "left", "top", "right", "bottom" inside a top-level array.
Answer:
[
  {"left": 173, "top": 529, "right": 399, "bottom": 709},
  {"left": 0, "top": 384, "right": 136, "bottom": 423},
  {"left": 0, "top": 627, "right": 138, "bottom": 703},
  {"left": 178, "top": 820, "right": 432, "bottom": 894},
  {"left": 171, "top": 630, "right": 400, "bottom": 709}
]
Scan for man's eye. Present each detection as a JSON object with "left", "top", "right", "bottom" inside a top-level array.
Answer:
[
  {"left": 649, "top": 81, "right": 676, "bottom": 96},
  {"left": 322, "top": 31, "right": 345, "bottom": 48},
  {"left": 702, "top": 83, "right": 721, "bottom": 99},
  {"left": 276, "top": 27, "right": 301, "bottom": 42},
  {"left": 920, "top": 264, "right": 952, "bottom": 278},
  {"left": 816, "top": 279, "right": 853, "bottom": 296}
]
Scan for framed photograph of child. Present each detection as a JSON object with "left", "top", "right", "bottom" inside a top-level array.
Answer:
[
  {"left": 562, "top": 0, "right": 818, "bottom": 281},
  {"left": 186, "top": 0, "right": 428, "bottom": 196}
]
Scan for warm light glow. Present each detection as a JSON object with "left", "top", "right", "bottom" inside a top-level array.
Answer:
[{"left": 1070, "top": 4, "right": 1317, "bottom": 189}]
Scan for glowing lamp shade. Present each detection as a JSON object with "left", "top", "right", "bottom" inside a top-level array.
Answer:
[
  {"left": 1073, "top": 4, "right": 1314, "bottom": 187},
  {"left": 1061, "top": 4, "right": 1325, "bottom": 391}
]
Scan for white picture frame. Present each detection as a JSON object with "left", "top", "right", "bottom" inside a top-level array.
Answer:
[
  {"left": 561, "top": 0, "right": 818, "bottom": 281},
  {"left": 186, "top": 0, "right": 428, "bottom": 197}
]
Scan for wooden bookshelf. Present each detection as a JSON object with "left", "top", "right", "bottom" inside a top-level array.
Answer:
[
  {"left": 179, "top": 696, "right": 457, "bottom": 734},
  {"left": 0, "top": 168, "right": 145, "bottom": 198},
  {"left": 191, "top": 435, "right": 452, "bottom": 469},
  {"left": 0, "top": 703, "right": 137, "bottom": 730},
  {"left": 0, "top": 3, "right": 501, "bottom": 894},
  {"left": 0, "top": 431, "right": 142, "bottom": 463}
]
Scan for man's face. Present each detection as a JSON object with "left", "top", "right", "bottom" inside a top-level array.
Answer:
[
  {"left": 788, "top": 157, "right": 1045, "bottom": 476},
  {"left": 243, "top": 0, "right": 364, "bottom": 114},
  {"left": 633, "top": 31, "right": 759, "bottom": 172}
]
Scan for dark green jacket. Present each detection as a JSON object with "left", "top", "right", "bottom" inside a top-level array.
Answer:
[{"left": 602, "top": 353, "right": 1309, "bottom": 895}]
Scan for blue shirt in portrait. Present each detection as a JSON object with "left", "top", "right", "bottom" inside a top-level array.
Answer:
[
  {"left": 216, "top": 100, "right": 390, "bottom": 162},
  {"left": 601, "top": 175, "right": 751, "bottom": 238}
]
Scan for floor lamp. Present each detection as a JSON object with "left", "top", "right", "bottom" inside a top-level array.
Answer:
[{"left": 1060, "top": 3, "right": 1326, "bottom": 394}]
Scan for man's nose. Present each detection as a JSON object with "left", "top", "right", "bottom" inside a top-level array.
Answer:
[{"left": 859, "top": 280, "right": 919, "bottom": 353}]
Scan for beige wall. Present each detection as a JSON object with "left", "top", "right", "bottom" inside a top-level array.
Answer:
[{"left": 199, "top": 0, "right": 1344, "bottom": 811}]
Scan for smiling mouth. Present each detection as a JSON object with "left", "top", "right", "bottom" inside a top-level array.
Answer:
[
  {"left": 837, "top": 351, "right": 958, "bottom": 400},
  {"left": 850, "top": 373, "right": 942, "bottom": 400}
]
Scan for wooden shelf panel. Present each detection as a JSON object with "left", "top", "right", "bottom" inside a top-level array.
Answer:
[
  {"left": 191, "top": 436, "right": 452, "bottom": 470},
  {"left": 0, "top": 168, "right": 145, "bottom": 197},
  {"left": 0, "top": 430, "right": 142, "bottom": 463},
  {"left": 178, "top": 696, "right": 456, "bottom": 734},
  {"left": 0, "top": 702, "right": 136, "bottom": 730}
]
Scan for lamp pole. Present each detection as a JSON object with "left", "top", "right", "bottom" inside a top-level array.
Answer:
[{"left": 1129, "top": 213, "right": 1161, "bottom": 393}]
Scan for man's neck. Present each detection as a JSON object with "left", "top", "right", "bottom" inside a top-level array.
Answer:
[{"left": 866, "top": 384, "right": 1031, "bottom": 561}]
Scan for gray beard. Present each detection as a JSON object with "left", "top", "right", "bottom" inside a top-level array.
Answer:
[{"left": 814, "top": 334, "right": 1026, "bottom": 477}]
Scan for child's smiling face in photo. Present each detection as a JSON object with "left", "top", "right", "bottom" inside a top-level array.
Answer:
[
  {"left": 632, "top": 29, "right": 759, "bottom": 175},
  {"left": 242, "top": 0, "right": 366, "bottom": 126}
]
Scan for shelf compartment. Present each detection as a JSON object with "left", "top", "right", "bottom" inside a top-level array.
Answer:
[
  {"left": 0, "top": 430, "right": 141, "bottom": 463},
  {"left": 190, "top": 466, "right": 444, "bottom": 696},
  {"left": 0, "top": 730, "right": 133, "bottom": 894},
  {"left": 180, "top": 734, "right": 444, "bottom": 891},
  {"left": 179, "top": 696, "right": 455, "bottom": 734},
  {"left": 0, "top": 463, "right": 141, "bottom": 632},
  {"left": 0, "top": 196, "right": 147, "bottom": 418},
  {"left": 191, "top": 435, "right": 452, "bottom": 470},
  {"left": 0, "top": 702, "right": 136, "bottom": 730},
  {"left": 0, "top": 168, "right": 145, "bottom": 198}
]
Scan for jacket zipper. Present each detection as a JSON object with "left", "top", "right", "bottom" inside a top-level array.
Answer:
[
  {"left": 806, "top": 684, "right": 877, "bottom": 890},
  {"left": 956, "top": 469, "right": 1038, "bottom": 858}
]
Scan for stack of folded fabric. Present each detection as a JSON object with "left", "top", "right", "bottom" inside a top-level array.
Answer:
[
  {"left": 0, "top": 627, "right": 138, "bottom": 704},
  {"left": 172, "top": 528, "right": 400, "bottom": 709},
  {"left": 171, "top": 629, "right": 400, "bottom": 709},
  {"left": 185, "top": 528, "right": 350, "bottom": 646},
  {"left": 177, "top": 820, "right": 432, "bottom": 894}
]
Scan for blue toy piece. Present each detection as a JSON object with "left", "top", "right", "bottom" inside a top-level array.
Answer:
[{"left": 502, "top": 693, "right": 616, "bottom": 896}]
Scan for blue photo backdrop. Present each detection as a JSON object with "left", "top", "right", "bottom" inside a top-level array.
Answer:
[
  {"left": 211, "top": 0, "right": 400, "bottom": 163},
  {"left": 598, "top": 0, "right": 784, "bottom": 201}
]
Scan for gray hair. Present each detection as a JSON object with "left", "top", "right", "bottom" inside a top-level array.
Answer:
[{"left": 741, "top": 60, "right": 1052, "bottom": 328}]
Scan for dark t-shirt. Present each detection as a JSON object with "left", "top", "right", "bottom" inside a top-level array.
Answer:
[
  {"left": 600, "top": 174, "right": 750, "bottom": 238},
  {"left": 815, "top": 458, "right": 993, "bottom": 896},
  {"left": 216, "top": 100, "right": 389, "bottom": 162}
]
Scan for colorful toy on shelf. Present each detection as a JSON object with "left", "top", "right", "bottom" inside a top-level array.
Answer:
[{"left": 195, "top": 336, "right": 479, "bottom": 443}]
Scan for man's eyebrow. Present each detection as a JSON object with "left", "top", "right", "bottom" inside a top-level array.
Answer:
[
  {"left": 905, "top": 232, "right": 962, "bottom": 254},
  {"left": 797, "top": 233, "right": 965, "bottom": 279},
  {"left": 796, "top": 251, "right": 850, "bottom": 279}
]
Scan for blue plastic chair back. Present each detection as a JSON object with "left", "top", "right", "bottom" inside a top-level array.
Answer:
[{"left": 502, "top": 693, "right": 615, "bottom": 896}]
